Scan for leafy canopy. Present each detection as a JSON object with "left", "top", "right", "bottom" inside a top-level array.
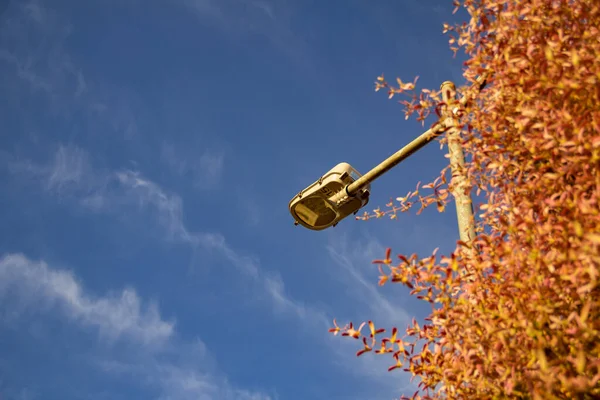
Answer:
[{"left": 331, "top": 1, "right": 600, "bottom": 398}]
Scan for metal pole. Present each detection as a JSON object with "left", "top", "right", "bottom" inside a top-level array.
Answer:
[
  {"left": 440, "top": 81, "right": 476, "bottom": 249},
  {"left": 342, "top": 75, "right": 488, "bottom": 200},
  {"left": 344, "top": 123, "right": 447, "bottom": 197}
]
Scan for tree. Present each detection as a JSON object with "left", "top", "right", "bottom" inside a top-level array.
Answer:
[{"left": 330, "top": 1, "right": 600, "bottom": 398}]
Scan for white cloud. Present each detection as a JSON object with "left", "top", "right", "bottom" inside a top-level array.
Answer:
[
  {"left": 160, "top": 143, "right": 224, "bottom": 190},
  {"left": 114, "top": 169, "right": 262, "bottom": 277},
  {"left": 7, "top": 145, "right": 109, "bottom": 203},
  {"left": 1, "top": 0, "right": 140, "bottom": 140},
  {"left": 263, "top": 273, "right": 328, "bottom": 325},
  {"left": 1, "top": 1, "right": 421, "bottom": 398},
  {"left": 156, "top": 363, "right": 274, "bottom": 400},
  {"left": 185, "top": 0, "right": 277, "bottom": 28},
  {"left": 6, "top": 145, "right": 253, "bottom": 274},
  {"left": 326, "top": 233, "right": 410, "bottom": 327},
  {"left": 5, "top": 145, "right": 414, "bottom": 394},
  {"left": 185, "top": 0, "right": 222, "bottom": 19},
  {"left": 45, "top": 145, "right": 90, "bottom": 192},
  {"left": 115, "top": 170, "right": 192, "bottom": 241},
  {"left": 0, "top": 48, "right": 52, "bottom": 92},
  {"left": 7, "top": 146, "right": 300, "bottom": 310},
  {"left": 0, "top": 252, "right": 273, "bottom": 400},
  {"left": 111, "top": 170, "right": 331, "bottom": 328},
  {"left": 261, "top": 260, "right": 413, "bottom": 397},
  {"left": 112, "top": 170, "right": 325, "bottom": 326},
  {"left": 23, "top": 1, "right": 47, "bottom": 25},
  {"left": 198, "top": 152, "right": 224, "bottom": 181},
  {"left": 0, "top": 0, "right": 83, "bottom": 103},
  {"left": 235, "top": 188, "right": 261, "bottom": 226},
  {"left": 0, "top": 253, "right": 174, "bottom": 347},
  {"left": 157, "top": 366, "right": 217, "bottom": 400},
  {"left": 0, "top": 386, "right": 37, "bottom": 400},
  {"left": 182, "top": 0, "right": 310, "bottom": 66},
  {"left": 98, "top": 355, "right": 275, "bottom": 400}
]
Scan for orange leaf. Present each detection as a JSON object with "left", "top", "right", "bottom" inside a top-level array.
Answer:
[
  {"left": 437, "top": 201, "right": 445, "bottom": 212},
  {"left": 356, "top": 337, "right": 372, "bottom": 357}
]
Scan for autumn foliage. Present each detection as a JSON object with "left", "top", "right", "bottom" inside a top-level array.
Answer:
[{"left": 331, "top": 0, "right": 600, "bottom": 398}]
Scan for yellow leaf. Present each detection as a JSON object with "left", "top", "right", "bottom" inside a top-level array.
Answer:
[
  {"left": 571, "top": 50, "right": 580, "bottom": 67},
  {"left": 576, "top": 351, "right": 586, "bottom": 374},
  {"left": 581, "top": 301, "right": 591, "bottom": 323},
  {"left": 451, "top": 258, "right": 459, "bottom": 272},
  {"left": 586, "top": 233, "right": 600, "bottom": 244},
  {"left": 537, "top": 348, "right": 548, "bottom": 372},
  {"left": 574, "top": 221, "right": 583, "bottom": 237}
]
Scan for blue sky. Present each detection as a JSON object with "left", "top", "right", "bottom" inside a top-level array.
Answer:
[{"left": 0, "top": 1, "right": 469, "bottom": 399}]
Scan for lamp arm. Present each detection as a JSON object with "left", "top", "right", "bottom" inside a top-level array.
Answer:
[{"left": 334, "top": 73, "right": 489, "bottom": 201}]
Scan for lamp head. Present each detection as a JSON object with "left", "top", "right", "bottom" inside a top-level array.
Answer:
[{"left": 289, "top": 162, "right": 370, "bottom": 230}]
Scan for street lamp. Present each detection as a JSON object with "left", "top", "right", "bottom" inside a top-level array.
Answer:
[
  {"left": 289, "top": 162, "right": 371, "bottom": 230},
  {"left": 288, "top": 75, "right": 488, "bottom": 242}
]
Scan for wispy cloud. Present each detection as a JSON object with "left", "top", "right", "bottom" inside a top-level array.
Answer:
[
  {"left": 0, "top": 253, "right": 273, "bottom": 400},
  {"left": 160, "top": 143, "right": 224, "bottom": 190},
  {"left": 234, "top": 187, "right": 261, "bottom": 226},
  {"left": 242, "top": 202, "right": 261, "bottom": 226},
  {"left": 325, "top": 234, "right": 421, "bottom": 396},
  {"left": 1, "top": 1, "right": 443, "bottom": 399},
  {"left": 100, "top": 356, "right": 276, "bottom": 400},
  {"left": 0, "top": 48, "right": 52, "bottom": 92},
  {"left": 262, "top": 272, "right": 325, "bottom": 324},
  {"left": 7, "top": 144, "right": 110, "bottom": 207},
  {"left": 5, "top": 144, "right": 414, "bottom": 395},
  {"left": 22, "top": 1, "right": 46, "bottom": 24},
  {"left": 0, "top": 0, "right": 85, "bottom": 103},
  {"left": 0, "top": 384, "right": 37, "bottom": 400},
  {"left": 114, "top": 169, "right": 263, "bottom": 277},
  {"left": 156, "top": 363, "right": 276, "bottom": 400},
  {"left": 327, "top": 233, "right": 410, "bottom": 328},
  {"left": 112, "top": 169, "right": 329, "bottom": 329},
  {"left": 185, "top": 0, "right": 278, "bottom": 31},
  {"left": 0, "top": 0, "right": 142, "bottom": 143},
  {"left": 0, "top": 253, "right": 174, "bottom": 347},
  {"left": 183, "top": 0, "right": 310, "bottom": 66},
  {"left": 44, "top": 145, "right": 89, "bottom": 191},
  {"left": 6, "top": 145, "right": 312, "bottom": 316}
]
